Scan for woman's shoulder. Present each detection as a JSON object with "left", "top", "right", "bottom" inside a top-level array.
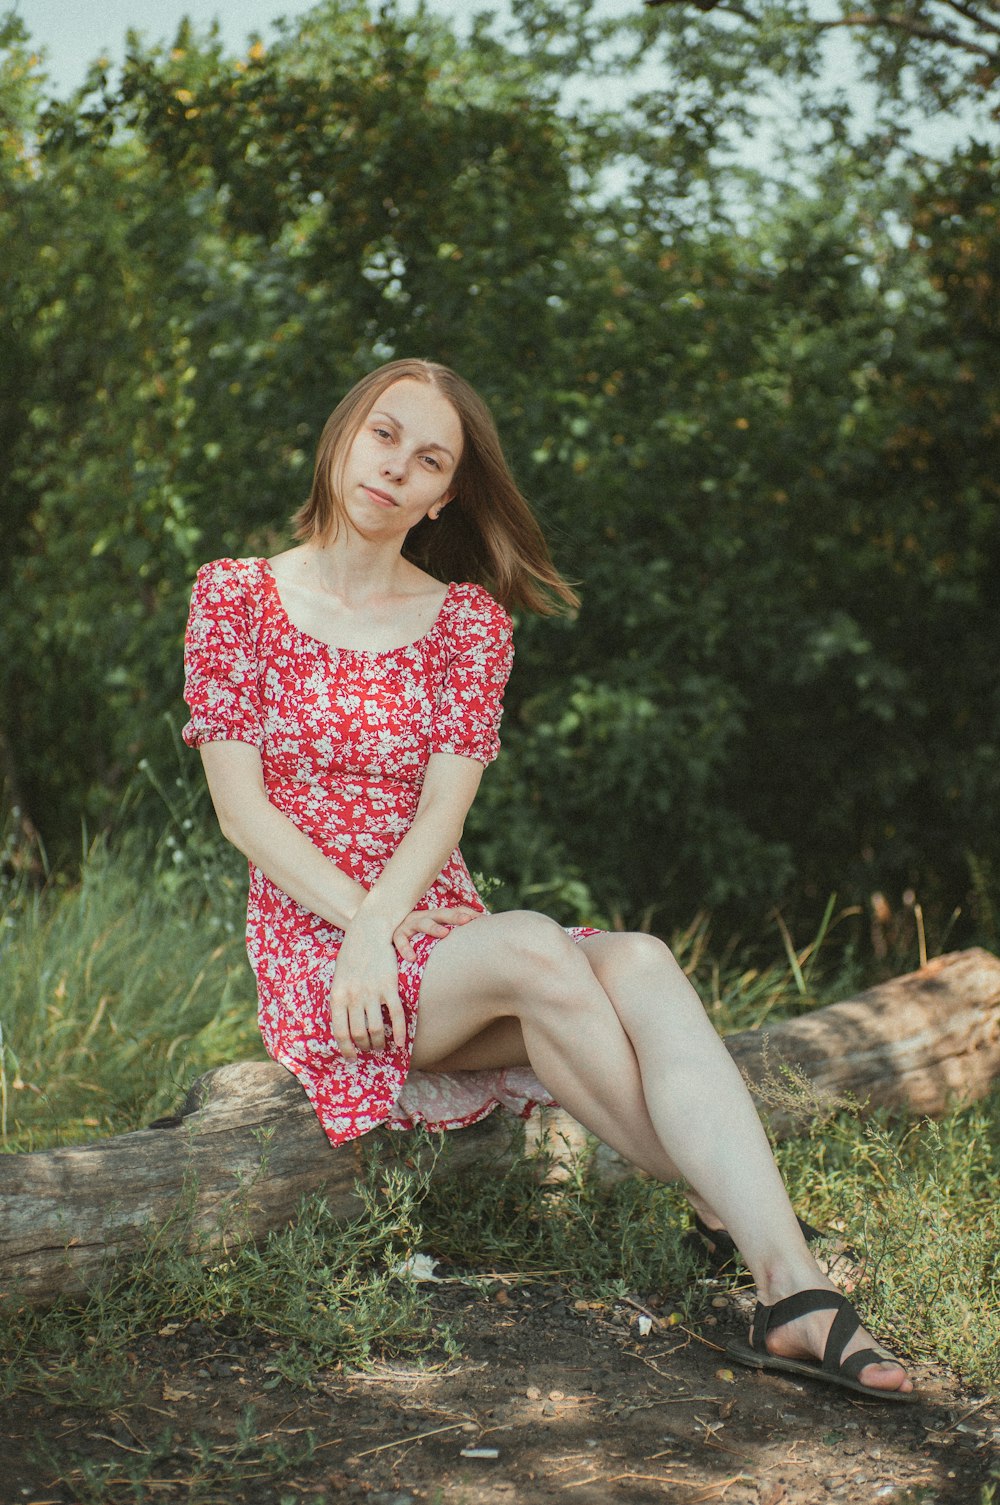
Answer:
[
  {"left": 188, "top": 558, "right": 271, "bottom": 638},
  {"left": 190, "top": 557, "right": 272, "bottom": 613},
  {"left": 444, "top": 581, "right": 514, "bottom": 637},
  {"left": 193, "top": 556, "right": 267, "bottom": 590}
]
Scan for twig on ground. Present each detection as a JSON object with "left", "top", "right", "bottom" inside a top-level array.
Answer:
[{"left": 350, "top": 1420, "right": 469, "bottom": 1458}]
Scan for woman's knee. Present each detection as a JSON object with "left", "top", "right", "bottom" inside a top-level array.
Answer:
[
  {"left": 584, "top": 931, "right": 696, "bottom": 1029},
  {"left": 490, "top": 910, "right": 587, "bottom": 1007},
  {"left": 593, "top": 930, "right": 678, "bottom": 979}
]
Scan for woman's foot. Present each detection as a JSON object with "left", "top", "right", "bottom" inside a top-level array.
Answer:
[{"left": 751, "top": 1273, "right": 913, "bottom": 1396}]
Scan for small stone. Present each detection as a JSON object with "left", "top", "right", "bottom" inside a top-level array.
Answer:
[
  {"left": 711, "top": 1296, "right": 729, "bottom": 1309},
  {"left": 704, "top": 1315, "right": 718, "bottom": 1326},
  {"left": 525, "top": 1385, "right": 541, "bottom": 1400},
  {"left": 715, "top": 1368, "right": 736, "bottom": 1383},
  {"left": 495, "top": 1289, "right": 510, "bottom": 1305},
  {"left": 548, "top": 1390, "right": 564, "bottom": 1400},
  {"left": 541, "top": 1402, "right": 557, "bottom": 1417}
]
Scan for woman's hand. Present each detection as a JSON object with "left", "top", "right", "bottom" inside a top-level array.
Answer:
[
  {"left": 392, "top": 905, "right": 482, "bottom": 963},
  {"left": 329, "top": 906, "right": 481, "bottom": 1061},
  {"left": 328, "top": 920, "right": 406, "bottom": 1063}
]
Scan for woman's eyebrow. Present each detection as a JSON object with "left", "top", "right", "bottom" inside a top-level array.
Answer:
[{"left": 371, "top": 410, "right": 455, "bottom": 463}]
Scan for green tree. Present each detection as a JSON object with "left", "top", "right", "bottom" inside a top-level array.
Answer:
[{"left": 1, "top": 0, "right": 998, "bottom": 946}]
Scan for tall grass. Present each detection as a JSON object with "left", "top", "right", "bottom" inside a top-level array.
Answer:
[{"left": 0, "top": 809, "right": 263, "bottom": 1151}]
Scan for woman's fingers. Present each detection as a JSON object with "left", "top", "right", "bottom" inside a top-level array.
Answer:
[
  {"left": 386, "top": 989, "right": 406, "bottom": 1051},
  {"left": 329, "top": 996, "right": 357, "bottom": 1061},
  {"left": 391, "top": 905, "right": 483, "bottom": 959},
  {"left": 331, "top": 989, "right": 405, "bottom": 1057},
  {"left": 410, "top": 906, "right": 481, "bottom": 934},
  {"left": 363, "top": 1000, "right": 386, "bottom": 1052},
  {"left": 393, "top": 926, "right": 418, "bottom": 963},
  {"left": 334, "top": 909, "right": 483, "bottom": 1050}
]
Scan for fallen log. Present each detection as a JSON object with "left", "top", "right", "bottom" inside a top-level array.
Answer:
[{"left": 2, "top": 946, "right": 998, "bottom": 1307}]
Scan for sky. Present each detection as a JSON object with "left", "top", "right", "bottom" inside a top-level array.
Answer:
[
  {"left": 8, "top": 0, "right": 860, "bottom": 162},
  {"left": 18, "top": 0, "right": 480, "bottom": 93},
  {"left": 12, "top": 0, "right": 987, "bottom": 163}
]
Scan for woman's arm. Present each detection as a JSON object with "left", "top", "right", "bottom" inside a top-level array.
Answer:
[
  {"left": 201, "top": 739, "right": 487, "bottom": 1062},
  {"left": 356, "top": 751, "right": 485, "bottom": 937},
  {"left": 325, "top": 752, "right": 486, "bottom": 1061},
  {"left": 199, "top": 740, "right": 367, "bottom": 928},
  {"left": 200, "top": 741, "right": 484, "bottom": 931}
]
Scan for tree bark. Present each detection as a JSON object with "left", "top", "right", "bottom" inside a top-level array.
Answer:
[{"left": 2, "top": 947, "right": 998, "bottom": 1307}]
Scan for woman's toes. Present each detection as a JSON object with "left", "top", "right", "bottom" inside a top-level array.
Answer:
[{"left": 858, "top": 1358, "right": 913, "bottom": 1392}]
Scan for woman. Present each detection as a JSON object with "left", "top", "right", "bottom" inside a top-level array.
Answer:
[{"left": 183, "top": 358, "right": 913, "bottom": 1400}]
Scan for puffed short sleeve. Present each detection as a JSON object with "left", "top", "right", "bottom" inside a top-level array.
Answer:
[
  {"left": 181, "top": 558, "right": 265, "bottom": 750},
  {"left": 430, "top": 585, "right": 514, "bottom": 766}
]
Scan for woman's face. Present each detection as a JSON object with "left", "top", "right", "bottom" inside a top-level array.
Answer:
[{"left": 339, "top": 378, "right": 463, "bottom": 537}]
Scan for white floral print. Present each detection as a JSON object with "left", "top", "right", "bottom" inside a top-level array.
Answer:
[{"left": 182, "top": 556, "right": 598, "bottom": 1145}]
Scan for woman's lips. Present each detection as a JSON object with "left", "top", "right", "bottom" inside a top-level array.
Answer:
[{"left": 362, "top": 485, "right": 397, "bottom": 507}]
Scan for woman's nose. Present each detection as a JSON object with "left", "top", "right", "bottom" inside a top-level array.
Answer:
[{"left": 381, "top": 453, "right": 406, "bottom": 480}]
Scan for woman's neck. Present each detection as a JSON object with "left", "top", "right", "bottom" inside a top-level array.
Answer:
[{"left": 302, "top": 533, "right": 416, "bottom": 604}]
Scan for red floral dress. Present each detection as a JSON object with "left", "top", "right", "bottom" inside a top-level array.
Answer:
[{"left": 182, "top": 557, "right": 598, "bottom": 1146}]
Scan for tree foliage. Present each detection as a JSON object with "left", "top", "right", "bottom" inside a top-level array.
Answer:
[{"left": 1, "top": 0, "right": 997, "bottom": 941}]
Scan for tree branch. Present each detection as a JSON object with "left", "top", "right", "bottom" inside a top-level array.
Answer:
[
  {"left": 645, "top": 0, "right": 1000, "bottom": 58},
  {"left": 815, "top": 11, "right": 997, "bottom": 59},
  {"left": 939, "top": 0, "right": 1000, "bottom": 39},
  {"left": 645, "top": 0, "right": 759, "bottom": 18}
]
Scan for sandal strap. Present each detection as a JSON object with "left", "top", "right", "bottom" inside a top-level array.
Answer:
[
  {"left": 693, "top": 1214, "right": 737, "bottom": 1259},
  {"left": 751, "top": 1289, "right": 897, "bottom": 1384},
  {"left": 837, "top": 1346, "right": 897, "bottom": 1383},
  {"left": 822, "top": 1295, "right": 863, "bottom": 1372},
  {"left": 750, "top": 1288, "right": 845, "bottom": 1351}
]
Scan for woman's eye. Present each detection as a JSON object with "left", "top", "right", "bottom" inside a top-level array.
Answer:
[
  {"left": 373, "top": 426, "right": 392, "bottom": 439},
  {"left": 422, "top": 455, "right": 440, "bottom": 470}
]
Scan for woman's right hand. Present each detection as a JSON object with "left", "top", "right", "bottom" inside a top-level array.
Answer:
[
  {"left": 328, "top": 919, "right": 406, "bottom": 1063},
  {"left": 329, "top": 905, "right": 481, "bottom": 1060}
]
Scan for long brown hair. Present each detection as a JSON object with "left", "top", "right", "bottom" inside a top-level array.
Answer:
[{"left": 292, "top": 359, "right": 579, "bottom": 615}]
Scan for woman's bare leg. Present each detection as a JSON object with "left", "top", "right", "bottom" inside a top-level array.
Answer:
[
  {"left": 426, "top": 1005, "right": 725, "bottom": 1224},
  {"left": 413, "top": 913, "right": 911, "bottom": 1393}
]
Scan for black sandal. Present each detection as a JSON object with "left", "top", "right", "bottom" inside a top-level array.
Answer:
[
  {"left": 691, "top": 1211, "right": 826, "bottom": 1274},
  {"left": 726, "top": 1289, "right": 914, "bottom": 1402}
]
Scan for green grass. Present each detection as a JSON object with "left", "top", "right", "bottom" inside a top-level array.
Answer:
[
  {"left": 38, "top": 1405, "right": 319, "bottom": 1505},
  {"left": 773, "top": 1098, "right": 1000, "bottom": 1389},
  {"left": 0, "top": 1149, "right": 449, "bottom": 1410},
  {"left": 0, "top": 820, "right": 264, "bottom": 1151},
  {"left": 0, "top": 819, "right": 997, "bottom": 1408}
]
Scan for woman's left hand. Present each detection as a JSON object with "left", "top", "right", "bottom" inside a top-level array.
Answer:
[{"left": 392, "top": 905, "right": 482, "bottom": 962}]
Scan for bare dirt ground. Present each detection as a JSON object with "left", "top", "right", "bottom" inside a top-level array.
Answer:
[{"left": 3, "top": 1277, "right": 997, "bottom": 1505}]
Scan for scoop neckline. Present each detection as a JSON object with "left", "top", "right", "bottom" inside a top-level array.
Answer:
[{"left": 257, "top": 557, "right": 456, "bottom": 657}]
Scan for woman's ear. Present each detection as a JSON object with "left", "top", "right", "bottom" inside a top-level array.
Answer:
[{"left": 428, "top": 490, "right": 455, "bottom": 521}]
